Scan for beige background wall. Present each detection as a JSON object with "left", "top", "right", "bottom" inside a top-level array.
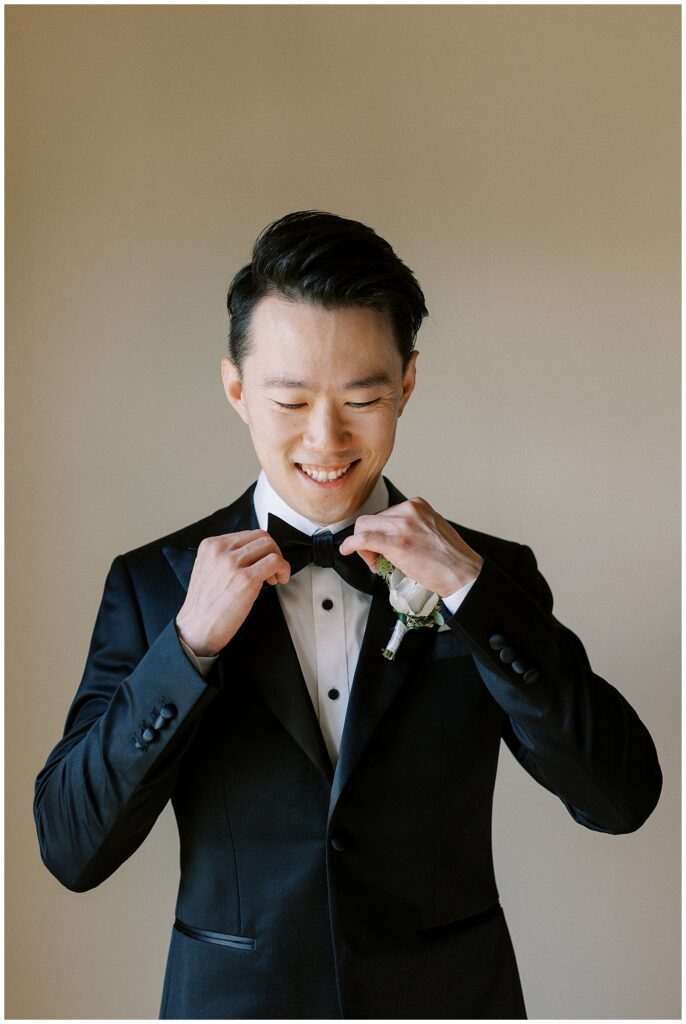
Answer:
[{"left": 6, "top": 5, "right": 680, "bottom": 1019}]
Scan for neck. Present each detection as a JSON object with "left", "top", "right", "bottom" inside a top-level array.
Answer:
[{"left": 253, "top": 470, "right": 389, "bottom": 535}]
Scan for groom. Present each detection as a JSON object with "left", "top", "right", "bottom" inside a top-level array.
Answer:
[{"left": 34, "top": 211, "right": 662, "bottom": 1019}]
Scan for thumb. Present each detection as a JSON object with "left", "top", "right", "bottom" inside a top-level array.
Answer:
[{"left": 351, "top": 548, "right": 378, "bottom": 572}]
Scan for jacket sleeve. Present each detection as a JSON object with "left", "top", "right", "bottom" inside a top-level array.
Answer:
[
  {"left": 442, "top": 543, "right": 662, "bottom": 834},
  {"left": 33, "top": 554, "right": 220, "bottom": 892}
]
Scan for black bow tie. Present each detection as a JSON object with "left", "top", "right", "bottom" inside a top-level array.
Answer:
[{"left": 266, "top": 513, "right": 377, "bottom": 595}]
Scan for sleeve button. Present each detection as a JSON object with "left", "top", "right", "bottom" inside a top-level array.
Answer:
[
  {"left": 512, "top": 658, "right": 528, "bottom": 674},
  {"left": 499, "top": 647, "right": 515, "bottom": 664},
  {"left": 489, "top": 634, "right": 507, "bottom": 650},
  {"left": 159, "top": 704, "right": 177, "bottom": 720},
  {"left": 523, "top": 669, "right": 541, "bottom": 685}
]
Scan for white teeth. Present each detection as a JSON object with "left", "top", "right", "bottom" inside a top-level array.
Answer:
[{"left": 300, "top": 463, "right": 352, "bottom": 482}]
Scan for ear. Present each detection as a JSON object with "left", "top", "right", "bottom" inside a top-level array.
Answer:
[
  {"left": 221, "top": 357, "right": 249, "bottom": 425},
  {"left": 398, "top": 350, "right": 418, "bottom": 417}
]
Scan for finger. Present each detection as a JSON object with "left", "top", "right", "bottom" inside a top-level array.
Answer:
[
  {"left": 353, "top": 510, "right": 408, "bottom": 530},
  {"left": 234, "top": 528, "right": 273, "bottom": 540},
  {"left": 251, "top": 551, "right": 291, "bottom": 585},
  {"left": 340, "top": 540, "right": 392, "bottom": 574},
  {"left": 213, "top": 528, "right": 274, "bottom": 549},
  {"left": 356, "top": 499, "right": 428, "bottom": 523},
  {"left": 352, "top": 548, "right": 379, "bottom": 571},
  {"left": 233, "top": 534, "right": 284, "bottom": 567},
  {"left": 340, "top": 530, "right": 393, "bottom": 556}
]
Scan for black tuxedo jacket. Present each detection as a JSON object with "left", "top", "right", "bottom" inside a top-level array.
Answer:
[{"left": 34, "top": 478, "right": 662, "bottom": 1019}]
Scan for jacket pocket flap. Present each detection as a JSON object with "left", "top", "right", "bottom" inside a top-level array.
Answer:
[{"left": 174, "top": 918, "right": 257, "bottom": 950}]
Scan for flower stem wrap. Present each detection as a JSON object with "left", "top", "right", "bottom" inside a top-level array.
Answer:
[{"left": 382, "top": 617, "right": 409, "bottom": 660}]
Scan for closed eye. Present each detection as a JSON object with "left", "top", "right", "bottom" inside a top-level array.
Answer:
[{"left": 275, "top": 399, "right": 380, "bottom": 410}]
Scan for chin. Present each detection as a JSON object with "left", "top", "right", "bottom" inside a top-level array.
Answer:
[
  {"left": 302, "top": 492, "right": 355, "bottom": 518},
  {"left": 296, "top": 490, "right": 361, "bottom": 525}
]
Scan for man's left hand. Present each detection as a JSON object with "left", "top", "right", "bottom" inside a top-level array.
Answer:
[{"left": 338, "top": 497, "right": 484, "bottom": 597}]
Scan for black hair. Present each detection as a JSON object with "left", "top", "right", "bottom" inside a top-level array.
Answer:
[{"left": 226, "top": 210, "right": 428, "bottom": 376}]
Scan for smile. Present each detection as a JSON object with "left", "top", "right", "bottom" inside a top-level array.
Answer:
[{"left": 295, "top": 461, "right": 359, "bottom": 483}]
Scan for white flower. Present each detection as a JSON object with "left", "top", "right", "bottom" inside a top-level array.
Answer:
[
  {"left": 388, "top": 568, "right": 440, "bottom": 618},
  {"left": 375, "top": 558, "right": 443, "bottom": 660}
]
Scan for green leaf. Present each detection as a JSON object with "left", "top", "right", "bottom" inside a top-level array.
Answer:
[
  {"left": 375, "top": 555, "right": 395, "bottom": 581},
  {"left": 405, "top": 614, "right": 436, "bottom": 629}
]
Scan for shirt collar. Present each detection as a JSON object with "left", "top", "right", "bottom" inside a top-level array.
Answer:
[{"left": 253, "top": 468, "right": 389, "bottom": 536}]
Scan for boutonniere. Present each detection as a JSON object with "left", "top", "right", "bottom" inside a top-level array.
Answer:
[{"left": 375, "top": 556, "right": 444, "bottom": 660}]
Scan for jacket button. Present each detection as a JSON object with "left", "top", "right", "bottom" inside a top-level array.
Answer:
[
  {"left": 489, "top": 634, "right": 507, "bottom": 650},
  {"left": 499, "top": 647, "right": 515, "bottom": 664},
  {"left": 512, "top": 658, "right": 528, "bottom": 674},
  {"left": 330, "top": 829, "right": 348, "bottom": 852},
  {"left": 523, "top": 669, "right": 541, "bottom": 685}
]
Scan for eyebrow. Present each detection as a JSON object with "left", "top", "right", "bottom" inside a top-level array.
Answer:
[{"left": 258, "top": 373, "right": 393, "bottom": 390}]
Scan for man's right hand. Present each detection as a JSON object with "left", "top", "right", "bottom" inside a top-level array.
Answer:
[{"left": 175, "top": 530, "right": 291, "bottom": 656}]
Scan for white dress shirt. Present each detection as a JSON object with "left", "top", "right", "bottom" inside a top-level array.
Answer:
[{"left": 178, "top": 470, "right": 476, "bottom": 766}]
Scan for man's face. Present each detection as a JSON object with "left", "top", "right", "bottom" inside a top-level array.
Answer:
[{"left": 222, "top": 293, "right": 417, "bottom": 524}]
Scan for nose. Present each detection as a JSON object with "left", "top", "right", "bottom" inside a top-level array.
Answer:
[{"left": 303, "top": 401, "right": 351, "bottom": 454}]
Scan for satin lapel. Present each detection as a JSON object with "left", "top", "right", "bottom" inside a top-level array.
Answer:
[
  {"left": 237, "top": 586, "right": 335, "bottom": 785},
  {"left": 162, "top": 547, "right": 197, "bottom": 592},
  {"left": 328, "top": 568, "right": 435, "bottom": 825},
  {"left": 161, "top": 482, "right": 334, "bottom": 787},
  {"left": 161, "top": 482, "right": 260, "bottom": 591}
]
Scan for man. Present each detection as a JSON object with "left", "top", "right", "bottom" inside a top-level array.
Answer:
[{"left": 34, "top": 210, "right": 662, "bottom": 1019}]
